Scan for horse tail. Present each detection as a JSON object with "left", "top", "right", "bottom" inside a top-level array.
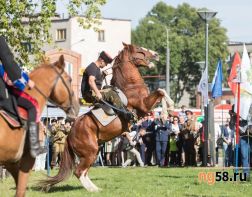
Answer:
[{"left": 39, "top": 139, "right": 75, "bottom": 191}]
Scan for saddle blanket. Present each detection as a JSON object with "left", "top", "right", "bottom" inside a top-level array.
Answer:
[
  {"left": 0, "top": 110, "right": 21, "bottom": 128},
  {"left": 91, "top": 107, "right": 117, "bottom": 127},
  {"left": 0, "top": 107, "right": 27, "bottom": 128}
]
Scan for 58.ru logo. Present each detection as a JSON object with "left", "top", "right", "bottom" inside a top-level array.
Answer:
[{"left": 198, "top": 171, "right": 247, "bottom": 185}]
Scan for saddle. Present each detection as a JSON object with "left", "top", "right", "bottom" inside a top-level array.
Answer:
[
  {"left": 0, "top": 106, "right": 28, "bottom": 128},
  {"left": 91, "top": 104, "right": 117, "bottom": 127},
  {"left": 0, "top": 85, "right": 28, "bottom": 128},
  {"left": 89, "top": 88, "right": 134, "bottom": 126}
]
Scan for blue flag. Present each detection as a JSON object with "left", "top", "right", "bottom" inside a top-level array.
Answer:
[{"left": 211, "top": 59, "right": 223, "bottom": 98}]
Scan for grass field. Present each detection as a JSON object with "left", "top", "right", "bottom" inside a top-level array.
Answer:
[{"left": 0, "top": 167, "right": 251, "bottom": 197}]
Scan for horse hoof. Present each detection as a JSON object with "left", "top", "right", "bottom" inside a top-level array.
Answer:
[
  {"left": 88, "top": 188, "right": 100, "bottom": 192},
  {"left": 41, "top": 185, "right": 51, "bottom": 192}
]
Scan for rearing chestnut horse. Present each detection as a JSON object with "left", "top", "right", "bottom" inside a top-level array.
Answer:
[
  {"left": 0, "top": 55, "right": 79, "bottom": 197},
  {"left": 40, "top": 43, "right": 170, "bottom": 192}
]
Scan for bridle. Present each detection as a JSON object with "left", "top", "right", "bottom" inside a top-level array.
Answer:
[
  {"left": 129, "top": 47, "right": 151, "bottom": 66},
  {"left": 34, "top": 65, "right": 73, "bottom": 113},
  {"left": 112, "top": 47, "right": 151, "bottom": 69},
  {"left": 111, "top": 47, "right": 152, "bottom": 91}
]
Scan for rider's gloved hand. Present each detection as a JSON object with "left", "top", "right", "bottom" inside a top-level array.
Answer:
[
  {"left": 28, "top": 79, "right": 35, "bottom": 89},
  {"left": 96, "top": 92, "right": 103, "bottom": 100}
]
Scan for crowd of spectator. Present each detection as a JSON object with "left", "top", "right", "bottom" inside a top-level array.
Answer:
[
  {"left": 14, "top": 105, "right": 246, "bottom": 173},
  {"left": 33, "top": 117, "right": 73, "bottom": 171},
  {"left": 95, "top": 106, "right": 252, "bottom": 170},
  {"left": 96, "top": 108, "right": 204, "bottom": 168}
]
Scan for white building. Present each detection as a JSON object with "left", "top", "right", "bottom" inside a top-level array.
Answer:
[{"left": 43, "top": 16, "right": 131, "bottom": 98}]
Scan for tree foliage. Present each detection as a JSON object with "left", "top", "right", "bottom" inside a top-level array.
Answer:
[
  {"left": 0, "top": 0, "right": 106, "bottom": 67},
  {"left": 132, "top": 2, "right": 229, "bottom": 105}
]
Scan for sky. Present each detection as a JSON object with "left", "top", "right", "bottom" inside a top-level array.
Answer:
[{"left": 57, "top": 0, "right": 252, "bottom": 42}]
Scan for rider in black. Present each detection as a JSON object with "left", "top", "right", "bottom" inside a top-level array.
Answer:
[{"left": 81, "top": 51, "right": 133, "bottom": 120}]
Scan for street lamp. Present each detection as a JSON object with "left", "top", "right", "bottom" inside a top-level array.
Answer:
[
  {"left": 148, "top": 20, "right": 170, "bottom": 96},
  {"left": 197, "top": 10, "right": 217, "bottom": 103},
  {"left": 197, "top": 10, "right": 217, "bottom": 167}
]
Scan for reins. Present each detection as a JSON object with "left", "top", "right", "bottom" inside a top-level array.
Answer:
[{"left": 33, "top": 64, "right": 73, "bottom": 113}]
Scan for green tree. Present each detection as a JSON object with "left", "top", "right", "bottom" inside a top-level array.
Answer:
[
  {"left": 0, "top": 0, "right": 106, "bottom": 67},
  {"left": 132, "top": 2, "right": 229, "bottom": 105}
]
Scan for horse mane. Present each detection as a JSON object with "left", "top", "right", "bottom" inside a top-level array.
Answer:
[
  {"left": 111, "top": 50, "right": 124, "bottom": 87},
  {"left": 111, "top": 44, "right": 142, "bottom": 90}
]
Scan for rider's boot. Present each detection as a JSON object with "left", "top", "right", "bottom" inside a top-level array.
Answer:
[
  {"left": 102, "top": 89, "right": 136, "bottom": 121},
  {"left": 29, "top": 122, "right": 47, "bottom": 158},
  {"left": 112, "top": 99, "right": 135, "bottom": 121}
]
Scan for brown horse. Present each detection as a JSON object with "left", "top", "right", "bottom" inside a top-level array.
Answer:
[
  {"left": 0, "top": 55, "right": 79, "bottom": 197},
  {"left": 40, "top": 43, "right": 170, "bottom": 192}
]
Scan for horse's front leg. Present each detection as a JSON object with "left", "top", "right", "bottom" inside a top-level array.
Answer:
[
  {"left": 16, "top": 152, "right": 35, "bottom": 197},
  {"left": 143, "top": 89, "right": 166, "bottom": 111}
]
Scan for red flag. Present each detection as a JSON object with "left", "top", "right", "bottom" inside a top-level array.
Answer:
[{"left": 228, "top": 52, "right": 241, "bottom": 95}]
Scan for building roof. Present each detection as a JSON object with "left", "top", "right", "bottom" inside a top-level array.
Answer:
[{"left": 51, "top": 16, "right": 131, "bottom": 23}]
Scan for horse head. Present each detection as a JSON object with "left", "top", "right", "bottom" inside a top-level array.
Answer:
[
  {"left": 49, "top": 55, "right": 79, "bottom": 119},
  {"left": 30, "top": 55, "right": 79, "bottom": 120},
  {"left": 111, "top": 43, "right": 159, "bottom": 89},
  {"left": 122, "top": 42, "right": 159, "bottom": 68}
]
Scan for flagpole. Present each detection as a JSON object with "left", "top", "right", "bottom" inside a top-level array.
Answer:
[
  {"left": 235, "top": 76, "right": 241, "bottom": 173},
  {"left": 221, "top": 98, "right": 225, "bottom": 169},
  {"left": 46, "top": 104, "right": 50, "bottom": 176}
]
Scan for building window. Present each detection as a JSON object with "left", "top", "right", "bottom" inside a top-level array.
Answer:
[
  {"left": 65, "top": 62, "right": 73, "bottom": 77},
  {"left": 98, "top": 30, "right": 105, "bottom": 42},
  {"left": 56, "top": 29, "right": 66, "bottom": 41},
  {"left": 190, "top": 96, "right": 196, "bottom": 107}
]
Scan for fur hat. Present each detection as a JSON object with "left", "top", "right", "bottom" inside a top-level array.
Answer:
[{"left": 99, "top": 51, "right": 113, "bottom": 64}]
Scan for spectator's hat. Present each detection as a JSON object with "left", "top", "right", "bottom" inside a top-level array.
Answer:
[
  {"left": 51, "top": 119, "right": 57, "bottom": 123},
  {"left": 99, "top": 51, "right": 113, "bottom": 64},
  {"left": 65, "top": 118, "right": 72, "bottom": 124},
  {"left": 185, "top": 110, "right": 193, "bottom": 115}
]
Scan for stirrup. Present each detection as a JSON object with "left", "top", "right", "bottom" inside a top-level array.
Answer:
[{"left": 119, "top": 110, "right": 134, "bottom": 122}]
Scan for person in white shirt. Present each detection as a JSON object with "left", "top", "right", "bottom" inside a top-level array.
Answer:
[{"left": 121, "top": 130, "right": 144, "bottom": 167}]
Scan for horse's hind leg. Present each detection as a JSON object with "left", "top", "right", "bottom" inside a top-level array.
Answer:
[
  {"left": 74, "top": 145, "right": 100, "bottom": 192},
  {"left": 78, "top": 168, "right": 100, "bottom": 192},
  {"left": 5, "top": 163, "right": 19, "bottom": 186}
]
